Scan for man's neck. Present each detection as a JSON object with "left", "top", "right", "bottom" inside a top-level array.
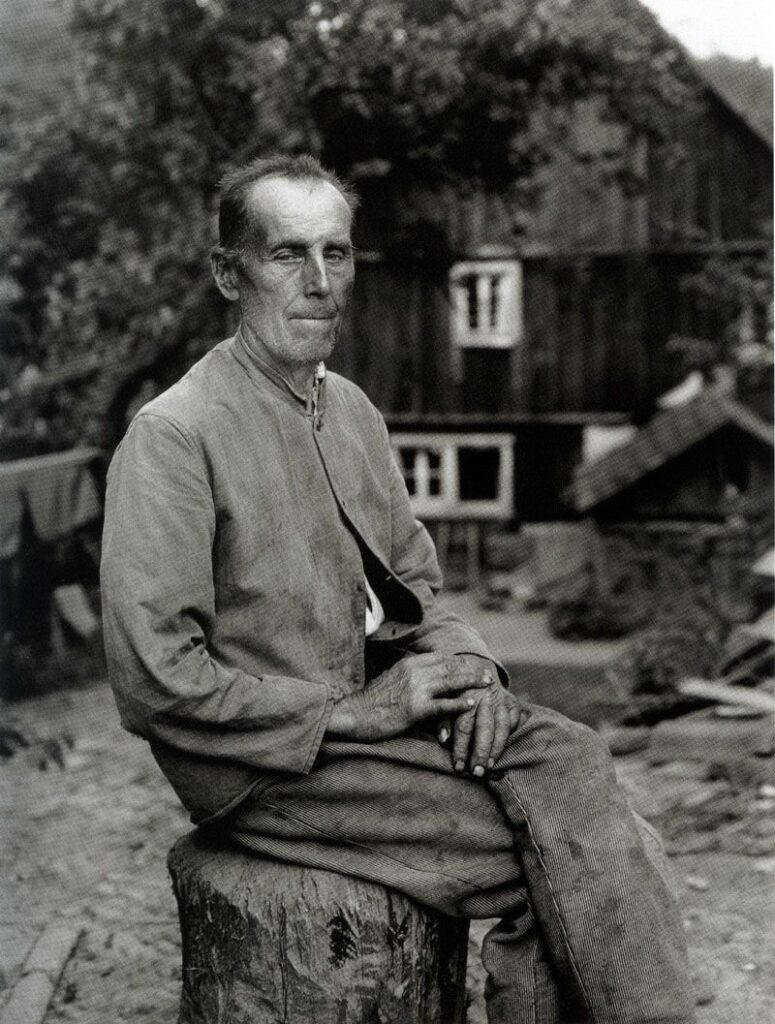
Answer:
[{"left": 239, "top": 321, "right": 316, "bottom": 396}]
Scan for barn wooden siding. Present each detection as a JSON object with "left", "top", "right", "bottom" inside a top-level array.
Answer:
[
  {"left": 332, "top": 249, "right": 760, "bottom": 418},
  {"left": 649, "top": 92, "right": 773, "bottom": 247},
  {"left": 353, "top": 96, "right": 772, "bottom": 259}
]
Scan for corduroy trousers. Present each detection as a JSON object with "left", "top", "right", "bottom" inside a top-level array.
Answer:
[{"left": 228, "top": 703, "right": 695, "bottom": 1024}]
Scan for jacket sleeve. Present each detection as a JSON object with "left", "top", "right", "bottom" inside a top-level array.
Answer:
[
  {"left": 374, "top": 411, "right": 510, "bottom": 685},
  {"left": 101, "top": 413, "right": 335, "bottom": 774}
]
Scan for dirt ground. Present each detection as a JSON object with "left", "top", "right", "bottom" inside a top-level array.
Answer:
[{"left": 1, "top": 681, "right": 773, "bottom": 1023}]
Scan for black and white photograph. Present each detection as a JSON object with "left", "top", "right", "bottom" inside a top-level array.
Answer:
[{"left": 0, "top": 1, "right": 773, "bottom": 1022}]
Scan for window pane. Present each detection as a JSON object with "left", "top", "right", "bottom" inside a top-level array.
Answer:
[
  {"left": 405, "top": 475, "right": 416, "bottom": 496},
  {"left": 464, "top": 275, "right": 478, "bottom": 329},
  {"left": 458, "top": 447, "right": 501, "bottom": 501},
  {"left": 399, "top": 447, "right": 417, "bottom": 470},
  {"left": 428, "top": 450, "right": 441, "bottom": 470},
  {"left": 489, "top": 275, "right": 502, "bottom": 329},
  {"left": 429, "top": 476, "right": 441, "bottom": 496}
]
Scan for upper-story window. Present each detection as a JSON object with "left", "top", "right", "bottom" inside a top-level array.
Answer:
[{"left": 449, "top": 260, "right": 523, "bottom": 350}]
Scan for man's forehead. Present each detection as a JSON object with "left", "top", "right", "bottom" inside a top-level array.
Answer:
[{"left": 246, "top": 175, "right": 352, "bottom": 243}]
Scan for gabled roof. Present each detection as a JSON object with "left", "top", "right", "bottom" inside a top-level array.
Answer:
[
  {"left": 701, "top": 80, "right": 773, "bottom": 153},
  {"left": 567, "top": 386, "right": 774, "bottom": 513},
  {"left": 617, "top": 0, "right": 773, "bottom": 153}
]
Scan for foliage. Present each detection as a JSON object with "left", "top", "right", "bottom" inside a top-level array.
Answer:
[
  {"left": 0, "top": 0, "right": 697, "bottom": 445},
  {"left": 624, "top": 606, "right": 726, "bottom": 695},
  {"left": 550, "top": 526, "right": 764, "bottom": 692},
  {"left": 668, "top": 238, "right": 774, "bottom": 380},
  {"left": 0, "top": 0, "right": 74, "bottom": 120},
  {"left": 547, "top": 558, "right": 650, "bottom": 640}
]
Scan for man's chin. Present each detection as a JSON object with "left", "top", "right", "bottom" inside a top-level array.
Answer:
[{"left": 291, "top": 328, "right": 339, "bottom": 363}]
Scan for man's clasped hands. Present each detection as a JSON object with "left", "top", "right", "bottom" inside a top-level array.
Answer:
[{"left": 328, "top": 652, "right": 521, "bottom": 777}]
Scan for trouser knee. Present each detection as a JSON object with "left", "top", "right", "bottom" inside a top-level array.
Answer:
[{"left": 530, "top": 710, "right": 614, "bottom": 776}]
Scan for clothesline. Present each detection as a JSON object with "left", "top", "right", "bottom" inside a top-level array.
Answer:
[{"left": 0, "top": 448, "right": 103, "bottom": 558}]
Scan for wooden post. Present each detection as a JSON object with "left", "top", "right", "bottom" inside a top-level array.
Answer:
[
  {"left": 465, "top": 521, "right": 482, "bottom": 592},
  {"left": 168, "top": 830, "right": 470, "bottom": 1024},
  {"left": 435, "top": 520, "right": 452, "bottom": 577}
]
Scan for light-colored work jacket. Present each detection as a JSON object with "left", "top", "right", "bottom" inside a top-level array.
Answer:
[{"left": 101, "top": 331, "right": 500, "bottom": 823}]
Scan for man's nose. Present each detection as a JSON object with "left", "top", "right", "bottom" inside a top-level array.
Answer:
[{"left": 303, "top": 253, "right": 331, "bottom": 296}]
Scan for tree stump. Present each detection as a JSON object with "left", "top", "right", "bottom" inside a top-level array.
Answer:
[{"left": 168, "top": 830, "right": 470, "bottom": 1024}]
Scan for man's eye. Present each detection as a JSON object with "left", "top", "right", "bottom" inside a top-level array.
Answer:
[
  {"left": 274, "top": 251, "right": 303, "bottom": 263},
  {"left": 325, "top": 250, "right": 349, "bottom": 263}
]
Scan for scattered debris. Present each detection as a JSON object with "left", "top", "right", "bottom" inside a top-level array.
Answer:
[
  {"left": 0, "top": 727, "right": 29, "bottom": 760},
  {"left": 677, "top": 678, "right": 775, "bottom": 714},
  {"left": 0, "top": 923, "right": 81, "bottom": 1024},
  {"left": 0, "top": 726, "right": 74, "bottom": 771},
  {"left": 649, "top": 708, "right": 774, "bottom": 766}
]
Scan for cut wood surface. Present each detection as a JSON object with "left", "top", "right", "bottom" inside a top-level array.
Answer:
[{"left": 168, "top": 830, "right": 469, "bottom": 1024}]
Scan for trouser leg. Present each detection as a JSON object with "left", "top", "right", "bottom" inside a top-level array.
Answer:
[
  {"left": 476, "top": 812, "right": 684, "bottom": 1024},
  {"left": 226, "top": 705, "right": 694, "bottom": 1023},
  {"left": 481, "top": 907, "right": 566, "bottom": 1024},
  {"left": 227, "top": 740, "right": 565, "bottom": 1022},
  {"left": 487, "top": 704, "right": 694, "bottom": 1023}
]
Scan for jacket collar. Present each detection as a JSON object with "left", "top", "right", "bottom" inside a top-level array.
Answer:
[{"left": 232, "top": 324, "right": 324, "bottom": 411}]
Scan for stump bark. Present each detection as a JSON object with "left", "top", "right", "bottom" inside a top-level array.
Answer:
[{"left": 168, "top": 830, "right": 470, "bottom": 1024}]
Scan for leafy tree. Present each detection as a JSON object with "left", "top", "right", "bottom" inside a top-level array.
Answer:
[
  {"left": 668, "top": 239, "right": 773, "bottom": 382},
  {"left": 0, "top": 0, "right": 697, "bottom": 446}
]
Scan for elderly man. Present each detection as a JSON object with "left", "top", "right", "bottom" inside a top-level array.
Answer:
[{"left": 102, "top": 155, "right": 694, "bottom": 1023}]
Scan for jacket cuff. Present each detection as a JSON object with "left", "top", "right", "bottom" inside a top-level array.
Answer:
[{"left": 301, "top": 683, "right": 339, "bottom": 773}]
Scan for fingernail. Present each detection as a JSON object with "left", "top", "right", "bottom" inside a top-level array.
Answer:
[
  {"left": 455, "top": 760, "right": 465, "bottom": 772},
  {"left": 466, "top": 697, "right": 475, "bottom": 706},
  {"left": 473, "top": 765, "right": 485, "bottom": 777},
  {"left": 483, "top": 672, "right": 493, "bottom": 684},
  {"left": 487, "top": 758, "right": 495, "bottom": 769},
  {"left": 439, "top": 728, "right": 449, "bottom": 743}
]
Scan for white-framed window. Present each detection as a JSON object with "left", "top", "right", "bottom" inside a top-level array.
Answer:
[
  {"left": 390, "top": 432, "right": 514, "bottom": 520},
  {"left": 449, "top": 260, "right": 523, "bottom": 350}
]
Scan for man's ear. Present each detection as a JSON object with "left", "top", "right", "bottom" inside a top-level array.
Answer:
[{"left": 211, "top": 248, "right": 240, "bottom": 301}]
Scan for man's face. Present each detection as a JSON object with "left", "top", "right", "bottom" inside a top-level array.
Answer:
[{"left": 218, "top": 176, "right": 355, "bottom": 379}]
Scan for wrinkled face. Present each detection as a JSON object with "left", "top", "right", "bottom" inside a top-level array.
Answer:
[{"left": 215, "top": 176, "right": 355, "bottom": 378}]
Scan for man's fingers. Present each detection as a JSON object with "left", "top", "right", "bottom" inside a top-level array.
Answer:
[
  {"left": 508, "top": 701, "right": 522, "bottom": 731},
  {"left": 427, "top": 672, "right": 492, "bottom": 698},
  {"left": 452, "top": 709, "right": 475, "bottom": 771},
  {"left": 489, "top": 704, "right": 512, "bottom": 768},
  {"left": 447, "top": 658, "right": 495, "bottom": 686},
  {"left": 470, "top": 699, "right": 495, "bottom": 776},
  {"left": 434, "top": 696, "right": 480, "bottom": 718}
]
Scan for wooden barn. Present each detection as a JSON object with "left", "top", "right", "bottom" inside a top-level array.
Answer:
[{"left": 328, "top": 9, "right": 772, "bottom": 525}]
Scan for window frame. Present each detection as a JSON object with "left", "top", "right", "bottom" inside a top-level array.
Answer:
[
  {"left": 449, "top": 259, "right": 524, "bottom": 351},
  {"left": 390, "top": 431, "right": 515, "bottom": 520}
]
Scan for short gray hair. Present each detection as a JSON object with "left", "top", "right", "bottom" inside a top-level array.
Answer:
[{"left": 215, "top": 154, "right": 358, "bottom": 258}]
